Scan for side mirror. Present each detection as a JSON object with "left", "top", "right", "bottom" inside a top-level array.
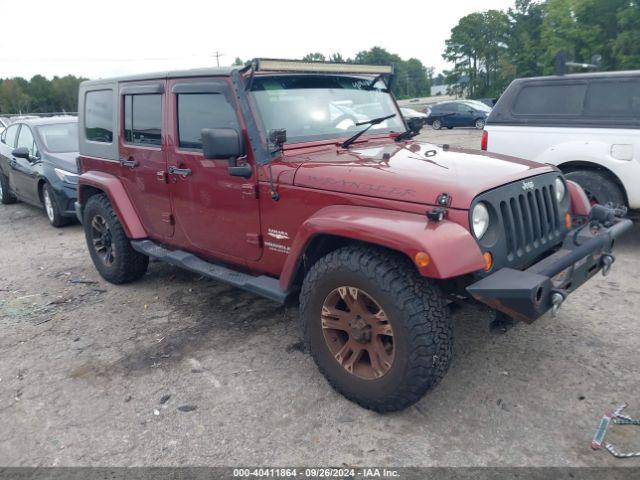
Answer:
[
  {"left": 201, "top": 128, "right": 251, "bottom": 178},
  {"left": 12, "top": 147, "right": 31, "bottom": 160},
  {"left": 406, "top": 117, "right": 423, "bottom": 134}
]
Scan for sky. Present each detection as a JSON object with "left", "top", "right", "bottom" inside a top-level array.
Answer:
[{"left": 0, "top": 0, "right": 515, "bottom": 80}]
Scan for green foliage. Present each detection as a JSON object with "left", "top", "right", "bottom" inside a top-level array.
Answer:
[
  {"left": 444, "top": 0, "right": 640, "bottom": 98},
  {"left": 301, "top": 47, "right": 432, "bottom": 99},
  {"left": 443, "top": 10, "right": 510, "bottom": 98},
  {"left": 0, "top": 75, "right": 85, "bottom": 114}
]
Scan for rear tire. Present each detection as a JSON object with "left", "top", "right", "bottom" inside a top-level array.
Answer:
[
  {"left": 0, "top": 171, "right": 17, "bottom": 205},
  {"left": 299, "top": 245, "right": 452, "bottom": 412},
  {"left": 564, "top": 170, "right": 625, "bottom": 208},
  {"left": 83, "top": 194, "right": 148, "bottom": 284},
  {"left": 475, "top": 118, "right": 485, "bottom": 129},
  {"left": 43, "top": 183, "right": 69, "bottom": 228}
]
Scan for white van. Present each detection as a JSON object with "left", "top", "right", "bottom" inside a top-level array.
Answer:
[{"left": 483, "top": 71, "right": 640, "bottom": 209}]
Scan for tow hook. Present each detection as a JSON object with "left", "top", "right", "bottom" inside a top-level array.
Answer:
[
  {"left": 551, "top": 290, "right": 566, "bottom": 317},
  {"left": 601, "top": 254, "right": 615, "bottom": 277}
]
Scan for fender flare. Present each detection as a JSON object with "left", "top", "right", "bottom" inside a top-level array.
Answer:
[
  {"left": 78, "top": 171, "right": 146, "bottom": 238},
  {"left": 279, "top": 205, "right": 485, "bottom": 290},
  {"left": 566, "top": 180, "right": 590, "bottom": 216}
]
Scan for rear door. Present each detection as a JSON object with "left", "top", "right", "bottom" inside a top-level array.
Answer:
[
  {"left": 118, "top": 82, "right": 174, "bottom": 240},
  {"left": 0, "top": 124, "right": 19, "bottom": 183},
  {"left": 167, "top": 78, "right": 261, "bottom": 261},
  {"left": 11, "top": 124, "right": 41, "bottom": 203}
]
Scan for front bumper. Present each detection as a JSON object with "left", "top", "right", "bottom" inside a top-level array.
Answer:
[{"left": 467, "top": 212, "right": 632, "bottom": 323}]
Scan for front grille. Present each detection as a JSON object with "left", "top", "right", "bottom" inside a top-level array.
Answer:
[
  {"left": 472, "top": 173, "right": 567, "bottom": 270},
  {"left": 499, "top": 184, "right": 562, "bottom": 261}
]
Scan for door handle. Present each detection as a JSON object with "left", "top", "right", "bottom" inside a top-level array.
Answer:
[
  {"left": 168, "top": 166, "right": 192, "bottom": 177},
  {"left": 120, "top": 157, "right": 139, "bottom": 168}
]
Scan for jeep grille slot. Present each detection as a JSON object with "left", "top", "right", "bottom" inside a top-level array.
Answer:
[{"left": 482, "top": 174, "right": 565, "bottom": 267}]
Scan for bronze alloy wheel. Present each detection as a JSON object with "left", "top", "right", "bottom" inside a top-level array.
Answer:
[
  {"left": 90, "top": 214, "right": 116, "bottom": 266},
  {"left": 321, "top": 286, "right": 395, "bottom": 380}
]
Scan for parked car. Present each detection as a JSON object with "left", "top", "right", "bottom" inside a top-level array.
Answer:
[
  {"left": 76, "top": 59, "right": 630, "bottom": 412},
  {"left": 400, "top": 107, "right": 429, "bottom": 129},
  {"left": 474, "top": 97, "right": 497, "bottom": 108},
  {"left": 0, "top": 117, "right": 8, "bottom": 135},
  {"left": 0, "top": 117, "right": 79, "bottom": 226},
  {"left": 425, "top": 100, "right": 491, "bottom": 130},
  {"left": 483, "top": 71, "right": 640, "bottom": 209}
]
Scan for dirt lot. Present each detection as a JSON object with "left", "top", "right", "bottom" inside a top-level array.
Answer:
[{"left": 1, "top": 128, "right": 640, "bottom": 467}]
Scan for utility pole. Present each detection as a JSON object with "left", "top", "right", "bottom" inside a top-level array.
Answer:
[{"left": 212, "top": 51, "right": 225, "bottom": 67}]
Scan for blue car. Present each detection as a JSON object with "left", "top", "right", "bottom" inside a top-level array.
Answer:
[
  {"left": 425, "top": 100, "right": 491, "bottom": 130},
  {"left": 0, "top": 117, "right": 79, "bottom": 227}
]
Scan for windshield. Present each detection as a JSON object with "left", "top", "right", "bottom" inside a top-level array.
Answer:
[
  {"left": 250, "top": 75, "right": 404, "bottom": 144},
  {"left": 37, "top": 123, "right": 79, "bottom": 153}
]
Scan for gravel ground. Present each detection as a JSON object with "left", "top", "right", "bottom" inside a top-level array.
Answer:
[{"left": 1, "top": 128, "right": 639, "bottom": 467}]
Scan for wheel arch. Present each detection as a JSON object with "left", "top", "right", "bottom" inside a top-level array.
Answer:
[
  {"left": 557, "top": 160, "right": 629, "bottom": 206},
  {"left": 78, "top": 171, "right": 147, "bottom": 238},
  {"left": 279, "top": 205, "right": 485, "bottom": 291}
]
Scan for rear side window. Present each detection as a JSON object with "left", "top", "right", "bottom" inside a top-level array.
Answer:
[
  {"left": 85, "top": 90, "right": 113, "bottom": 143},
  {"left": 124, "top": 94, "right": 162, "bottom": 146},
  {"left": 513, "top": 83, "right": 587, "bottom": 116},
  {"left": 2, "top": 124, "right": 19, "bottom": 147},
  {"left": 584, "top": 79, "right": 640, "bottom": 118},
  {"left": 177, "top": 93, "right": 239, "bottom": 149}
]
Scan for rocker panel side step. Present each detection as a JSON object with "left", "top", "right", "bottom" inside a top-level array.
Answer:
[{"left": 131, "top": 239, "right": 290, "bottom": 304}]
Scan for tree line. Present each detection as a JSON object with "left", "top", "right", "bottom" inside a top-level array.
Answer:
[
  {"left": 443, "top": 0, "right": 640, "bottom": 98},
  {"left": 235, "top": 47, "right": 433, "bottom": 100},
  {"left": 0, "top": 75, "right": 85, "bottom": 115}
]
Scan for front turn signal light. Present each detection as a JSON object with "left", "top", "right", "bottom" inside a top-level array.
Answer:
[
  {"left": 565, "top": 213, "right": 572, "bottom": 229},
  {"left": 414, "top": 251, "right": 430, "bottom": 268},
  {"left": 483, "top": 252, "right": 493, "bottom": 272}
]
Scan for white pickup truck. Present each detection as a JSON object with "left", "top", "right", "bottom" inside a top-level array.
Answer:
[{"left": 483, "top": 71, "right": 640, "bottom": 209}]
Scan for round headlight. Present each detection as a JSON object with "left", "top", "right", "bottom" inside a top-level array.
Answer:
[
  {"left": 555, "top": 178, "right": 566, "bottom": 202},
  {"left": 472, "top": 202, "right": 490, "bottom": 239}
]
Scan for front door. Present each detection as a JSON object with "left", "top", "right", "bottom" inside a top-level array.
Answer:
[
  {"left": 167, "top": 78, "right": 261, "bottom": 262},
  {"left": 118, "top": 82, "right": 174, "bottom": 240}
]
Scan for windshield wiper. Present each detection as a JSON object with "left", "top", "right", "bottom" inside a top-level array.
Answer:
[{"left": 340, "top": 113, "right": 397, "bottom": 149}]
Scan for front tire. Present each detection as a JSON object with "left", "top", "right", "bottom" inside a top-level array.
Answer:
[
  {"left": 431, "top": 119, "right": 442, "bottom": 130},
  {"left": 0, "top": 171, "right": 17, "bottom": 204},
  {"left": 43, "top": 183, "right": 69, "bottom": 227},
  {"left": 475, "top": 118, "right": 485, "bottom": 129},
  {"left": 299, "top": 246, "right": 452, "bottom": 412},
  {"left": 83, "top": 194, "right": 148, "bottom": 284}
]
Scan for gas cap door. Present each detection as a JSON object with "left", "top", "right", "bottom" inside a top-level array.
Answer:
[{"left": 611, "top": 144, "right": 634, "bottom": 161}]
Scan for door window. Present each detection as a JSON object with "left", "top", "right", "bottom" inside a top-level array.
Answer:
[
  {"left": 123, "top": 94, "right": 162, "bottom": 146},
  {"left": 2, "top": 124, "right": 19, "bottom": 147},
  {"left": 16, "top": 125, "right": 38, "bottom": 157},
  {"left": 177, "top": 93, "right": 239, "bottom": 149}
]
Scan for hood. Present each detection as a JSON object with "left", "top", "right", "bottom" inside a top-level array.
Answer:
[
  {"left": 43, "top": 151, "right": 78, "bottom": 173},
  {"left": 290, "top": 140, "right": 555, "bottom": 209}
]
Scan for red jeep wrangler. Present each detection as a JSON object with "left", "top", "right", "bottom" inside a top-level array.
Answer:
[{"left": 76, "top": 59, "right": 631, "bottom": 412}]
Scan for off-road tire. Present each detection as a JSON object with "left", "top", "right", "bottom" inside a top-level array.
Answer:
[
  {"left": 83, "top": 194, "right": 148, "bottom": 284},
  {"left": 564, "top": 170, "right": 625, "bottom": 208},
  {"left": 43, "top": 183, "right": 70, "bottom": 228},
  {"left": 0, "top": 171, "right": 17, "bottom": 204},
  {"left": 299, "top": 245, "right": 452, "bottom": 412}
]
